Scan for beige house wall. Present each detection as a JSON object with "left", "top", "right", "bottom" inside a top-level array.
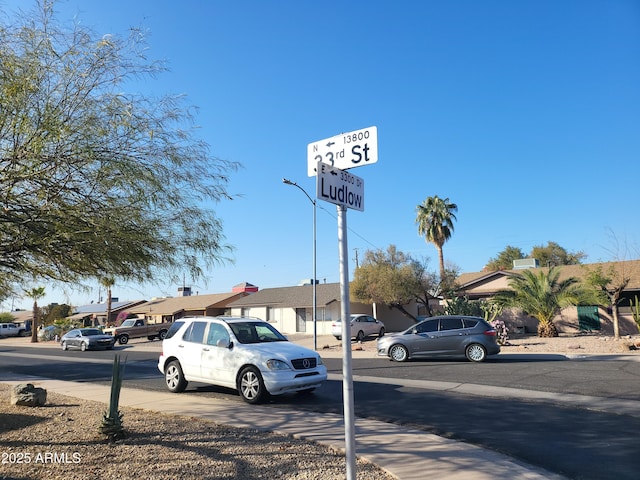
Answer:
[
  {"left": 498, "top": 306, "right": 639, "bottom": 336},
  {"left": 372, "top": 302, "right": 420, "bottom": 333},
  {"left": 230, "top": 300, "right": 408, "bottom": 336}
]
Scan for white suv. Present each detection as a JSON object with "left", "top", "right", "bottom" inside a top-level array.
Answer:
[{"left": 158, "top": 316, "right": 327, "bottom": 404}]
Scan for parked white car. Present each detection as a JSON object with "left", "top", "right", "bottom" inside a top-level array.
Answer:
[
  {"left": 0, "top": 322, "right": 28, "bottom": 337},
  {"left": 331, "top": 314, "right": 385, "bottom": 341},
  {"left": 158, "top": 316, "right": 327, "bottom": 404}
]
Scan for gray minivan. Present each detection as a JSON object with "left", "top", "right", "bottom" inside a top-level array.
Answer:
[{"left": 376, "top": 315, "right": 501, "bottom": 362}]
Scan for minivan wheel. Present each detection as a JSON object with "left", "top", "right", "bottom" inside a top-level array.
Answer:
[
  {"left": 165, "top": 360, "right": 188, "bottom": 393},
  {"left": 389, "top": 344, "right": 409, "bottom": 362},
  {"left": 238, "top": 366, "right": 268, "bottom": 404},
  {"left": 465, "top": 343, "right": 487, "bottom": 362}
]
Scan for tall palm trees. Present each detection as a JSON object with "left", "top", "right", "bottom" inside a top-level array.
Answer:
[
  {"left": 416, "top": 196, "right": 458, "bottom": 281},
  {"left": 24, "top": 286, "right": 45, "bottom": 343},
  {"left": 100, "top": 277, "right": 115, "bottom": 327}
]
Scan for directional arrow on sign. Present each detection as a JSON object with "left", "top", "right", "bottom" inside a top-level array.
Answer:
[
  {"left": 307, "top": 126, "right": 378, "bottom": 176},
  {"left": 315, "top": 161, "right": 364, "bottom": 212}
]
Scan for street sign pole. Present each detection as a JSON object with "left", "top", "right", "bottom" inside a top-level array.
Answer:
[
  {"left": 337, "top": 204, "right": 356, "bottom": 480},
  {"left": 308, "top": 126, "right": 377, "bottom": 480}
]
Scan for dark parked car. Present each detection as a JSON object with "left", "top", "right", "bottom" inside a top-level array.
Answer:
[
  {"left": 60, "top": 328, "right": 115, "bottom": 351},
  {"left": 377, "top": 315, "right": 500, "bottom": 362}
]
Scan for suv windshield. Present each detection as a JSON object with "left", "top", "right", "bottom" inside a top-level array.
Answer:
[{"left": 229, "top": 322, "right": 287, "bottom": 344}]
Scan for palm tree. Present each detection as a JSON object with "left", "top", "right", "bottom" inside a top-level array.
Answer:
[
  {"left": 24, "top": 286, "right": 45, "bottom": 343},
  {"left": 99, "top": 277, "right": 115, "bottom": 327},
  {"left": 494, "top": 267, "right": 584, "bottom": 337},
  {"left": 416, "top": 196, "right": 458, "bottom": 280}
]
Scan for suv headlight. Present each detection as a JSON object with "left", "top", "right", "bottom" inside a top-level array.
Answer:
[
  {"left": 266, "top": 359, "right": 291, "bottom": 370},
  {"left": 317, "top": 356, "right": 324, "bottom": 366}
]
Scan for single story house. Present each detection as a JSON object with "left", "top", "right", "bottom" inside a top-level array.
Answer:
[
  {"left": 5, "top": 309, "right": 33, "bottom": 330},
  {"left": 456, "top": 260, "right": 640, "bottom": 336},
  {"left": 226, "top": 282, "right": 418, "bottom": 335},
  {"left": 125, "top": 291, "right": 251, "bottom": 324},
  {"left": 3, "top": 300, "right": 147, "bottom": 328},
  {"left": 70, "top": 300, "right": 147, "bottom": 326}
]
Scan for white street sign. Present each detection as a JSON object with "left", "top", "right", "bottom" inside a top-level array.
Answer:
[
  {"left": 316, "top": 162, "right": 364, "bottom": 212},
  {"left": 307, "top": 126, "right": 377, "bottom": 176}
]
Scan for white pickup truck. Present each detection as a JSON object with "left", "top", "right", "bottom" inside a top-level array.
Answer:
[{"left": 0, "top": 322, "right": 28, "bottom": 337}]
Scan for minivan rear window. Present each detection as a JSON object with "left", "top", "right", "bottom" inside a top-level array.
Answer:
[{"left": 440, "top": 318, "right": 464, "bottom": 331}]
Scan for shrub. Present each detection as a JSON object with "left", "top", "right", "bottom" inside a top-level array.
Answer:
[
  {"left": 491, "top": 319, "right": 509, "bottom": 345},
  {"left": 99, "top": 354, "right": 127, "bottom": 442}
]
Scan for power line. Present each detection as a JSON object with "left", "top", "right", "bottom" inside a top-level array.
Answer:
[{"left": 315, "top": 202, "right": 380, "bottom": 250}]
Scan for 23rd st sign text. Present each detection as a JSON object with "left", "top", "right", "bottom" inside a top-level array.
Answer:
[{"left": 307, "top": 126, "right": 378, "bottom": 176}]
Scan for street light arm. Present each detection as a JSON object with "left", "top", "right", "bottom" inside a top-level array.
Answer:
[{"left": 282, "top": 178, "right": 315, "bottom": 205}]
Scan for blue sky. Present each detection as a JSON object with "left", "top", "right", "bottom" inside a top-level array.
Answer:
[{"left": 3, "top": 0, "right": 640, "bottom": 310}]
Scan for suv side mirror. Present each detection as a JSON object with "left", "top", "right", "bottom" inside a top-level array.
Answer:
[{"left": 216, "top": 338, "right": 231, "bottom": 349}]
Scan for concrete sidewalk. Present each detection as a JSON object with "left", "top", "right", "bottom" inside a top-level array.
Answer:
[{"left": 0, "top": 335, "right": 568, "bottom": 479}]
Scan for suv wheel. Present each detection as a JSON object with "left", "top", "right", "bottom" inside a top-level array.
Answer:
[
  {"left": 238, "top": 366, "right": 267, "bottom": 404},
  {"left": 165, "top": 360, "right": 188, "bottom": 393}
]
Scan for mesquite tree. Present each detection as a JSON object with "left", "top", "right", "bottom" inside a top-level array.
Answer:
[{"left": 0, "top": 1, "right": 238, "bottom": 295}]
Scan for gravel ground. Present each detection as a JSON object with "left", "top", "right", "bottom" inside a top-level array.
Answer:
[
  {"left": 2, "top": 333, "right": 638, "bottom": 480},
  {"left": 499, "top": 332, "right": 640, "bottom": 355},
  {"left": 0, "top": 386, "right": 395, "bottom": 480}
]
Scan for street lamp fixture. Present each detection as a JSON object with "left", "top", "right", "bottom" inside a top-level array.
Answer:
[{"left": 282, "top": 178, "right": 317, "bottom": 351}]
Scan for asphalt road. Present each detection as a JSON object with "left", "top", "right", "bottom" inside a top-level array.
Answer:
[{"left": 1, "top": 342, "right": 640, "bottom": 479}]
